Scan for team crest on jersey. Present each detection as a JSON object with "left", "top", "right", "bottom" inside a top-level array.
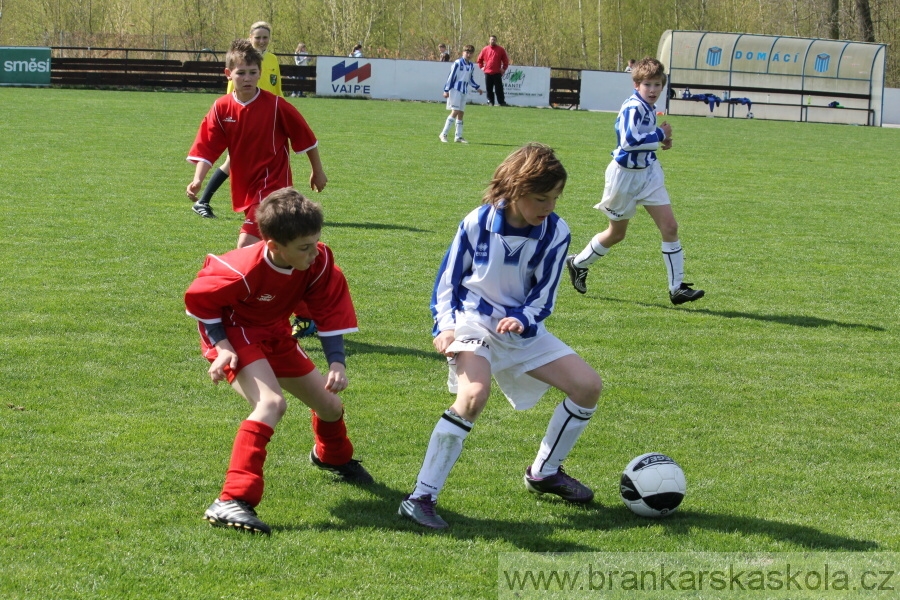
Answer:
[
  {"left": 270, "top": 74, "right": 278, "bottom": 86},
  {"left": 257, "top": 294, "right": 275, "bottom": 302}
]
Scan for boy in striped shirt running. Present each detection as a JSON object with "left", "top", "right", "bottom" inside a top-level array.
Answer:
[
  {"left": 439, "top": 45, "right": 484, "bottom": 144},
  {"left": 566, "top": 57, "right": 704, "bottom": 305}
]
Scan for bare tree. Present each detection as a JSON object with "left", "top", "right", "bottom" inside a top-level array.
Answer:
[
  {"left": 856, "top": 0, "right": 875, "bottom": 41},
  {"left": 828, "top": 0, "right": 840, "bottom": 38},
  {"left": 597, "top": 0, "right": 603, "bottom": 68},
  {"left": 577, "top": 0, "right": 588, "bottom": 66}
]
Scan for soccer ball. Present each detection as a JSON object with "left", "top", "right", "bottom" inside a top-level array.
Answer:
[{"left": 620, "top": 453, "right": 686, "bottom": 517}]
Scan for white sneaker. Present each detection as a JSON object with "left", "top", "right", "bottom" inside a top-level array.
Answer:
[
  {"left": 454, "top": 137, "right": 468, "bottom": 144},
  {"left": 438, "top": 134, "right": 448, "bottom": 143}
]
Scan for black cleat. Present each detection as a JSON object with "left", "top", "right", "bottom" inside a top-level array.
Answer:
[
  {"left": 669, "top": 283, "right": 705, "bottom": 305},
  {"left": 524, "top": 465, "right": 594, "bottom": 504},
  {"left": 566, "top": 255, "right": 589, "bottom": 294},
  {"left": 192, "top": 202, "right": 216, "bottom": 218},
  {"left": 310, "top": 448, "right": 373, "bottom": 484}
]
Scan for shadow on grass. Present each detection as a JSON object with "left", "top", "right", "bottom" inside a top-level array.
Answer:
[
  {"left": 345, "top": 339, "right": 444, "bottom": 362},
  {"left": 574, "top": 507, "right": 879, "bottom": 552},
  {"left": 303, "top": 481, "right": 877, "bottom": 552},
  {"left": 326, "top": 221, "right": 430, "bottom": 233},
  {"left": 682, "top": 308, "right": 886, "bottom": 332},
  {"left": 595, "top": 297, "right": 885, "bottom": 332}
]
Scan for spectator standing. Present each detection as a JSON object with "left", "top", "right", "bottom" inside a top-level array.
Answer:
[
  {"left": 295, "top": 42, "right": 309, "bottom": 66},
  {"left": 625, "top": 59, "right": 635, "bottom": 72},
  {"left": 349, "top": 44, "right": 363, "bottom": 58},
  {"left": 438, "top": 43, "right": 451, "bottom": 62},
  {"left": 476, "top": 35, "right": 509, "bottom": 106},
  {"left": 292, "top": 42, "right": 309, "bottom": 97}
]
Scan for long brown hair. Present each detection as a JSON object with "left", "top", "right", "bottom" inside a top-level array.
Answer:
[{"left": 483, "top": 143, "right": 567, "bottom": 206}]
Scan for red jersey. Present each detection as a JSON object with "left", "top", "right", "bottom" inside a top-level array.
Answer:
[
  {"left": 476, "top": 44, "right": 509, "bottom": 75},
  {"left": 185, "top": 242, "right": 358, "bottom": 346},
  {"left": 187, "top": 89, "right": 318, "bottom": 212}
]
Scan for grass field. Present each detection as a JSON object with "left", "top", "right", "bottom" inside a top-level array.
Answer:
[{"left": 1, "top": 87, "right": 898, "bottom": 599}]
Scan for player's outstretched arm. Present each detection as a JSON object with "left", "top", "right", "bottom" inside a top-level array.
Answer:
[
  {"left": 306, "top": 147, "right": 327, "bottom": 192},
  {"left": 187, "top": 161, "right": 213, "bottom": 200}
]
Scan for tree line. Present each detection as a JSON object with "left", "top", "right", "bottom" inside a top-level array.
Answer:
[{"left": 1, "top": 0, "right": 897, "bottom": 85}]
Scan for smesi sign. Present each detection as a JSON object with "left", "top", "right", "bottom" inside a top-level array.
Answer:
[{"left": 0, "top": 47, "right": 51, "bottom": 86}]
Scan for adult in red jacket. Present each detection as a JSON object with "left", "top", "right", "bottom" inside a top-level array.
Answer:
[{"left": 477, "top": 35, "right": 510, "bottom": 107}]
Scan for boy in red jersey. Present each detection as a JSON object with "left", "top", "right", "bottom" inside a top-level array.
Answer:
[
  {"left": 186, "top": 39, "right": 327, "bottom": 249},
  {"left": 185, "top": 187, "right": 372, "bottom": 535},
  {"left": 190, "top": 21, "right": 286, "bottom": 219}
]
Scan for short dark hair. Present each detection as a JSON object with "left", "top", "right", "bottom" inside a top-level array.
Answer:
[
  {"left": 256, "top": 187, "right": 324, "bottom": 245},
  {"left": 225, "top": 39, "right": 262, "bottom": 70}
]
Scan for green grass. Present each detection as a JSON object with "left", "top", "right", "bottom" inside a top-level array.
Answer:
[{"left": 0, "top": 87, "right": 898, "bottom": 599}]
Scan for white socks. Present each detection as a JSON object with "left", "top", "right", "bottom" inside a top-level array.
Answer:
[
  {"left": 575, "top": 236, "right": 686, "bottom": 293},
  {"left": 441, "top": 116, "right": 454, "bottom": 137},
  {"left": 531, "top": 398, "right": 596, "bottom": 478},
  {"left": 440, "top": 118, "right": 464, "bottom": 139},
  {"left": 661, "top": 240, "right": 684, "bottom": 292},
  {"left": 412, "top": 399, "right": 596, "bottom": 498},
  {"left": 573, "top": 236, "right": 610, "bottom": 268},
  {"left": 412, "top": 410, "right": 472, "bottom": 500}
]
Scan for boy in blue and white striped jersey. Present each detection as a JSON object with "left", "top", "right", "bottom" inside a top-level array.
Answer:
[
  {"left": 567, "top": 57, "right": 704, "bottom": 305},
  {"left": 439, "top": 45, "right": 484, "bottom": 144},
  {"left": 399, "top": 144, "right": 604, "bottom": 530}
]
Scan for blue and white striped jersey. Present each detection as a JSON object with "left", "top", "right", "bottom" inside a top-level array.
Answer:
[
  {"left": 611, "top": 92, "right": 666, "bottom": 169},
  {"left": 431, "top": 204, "right": 571, "bottom": 339},
  {"left": 443, "top": 58, "right": 481, "bottom": 94}
]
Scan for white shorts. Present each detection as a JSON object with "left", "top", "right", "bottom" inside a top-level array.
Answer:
[
  {"left": 446, "top": 90, "right": 467, "bottom": 111},
  {"left": 444, "top": 311, "right": 575, "bottom": 410},
  {"left": 595, "top": 160, "right": 670, "bottom": 221}
]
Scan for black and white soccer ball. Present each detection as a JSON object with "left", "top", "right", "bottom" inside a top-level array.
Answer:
[{"left": 620, "top": 453, "right": 686, "bottom": 517}]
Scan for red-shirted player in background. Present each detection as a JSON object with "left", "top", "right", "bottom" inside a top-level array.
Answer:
[
  {"left": 186, "top": 39, "right": 327, "bottom": 249},
  {"left": 185, "top": 187, "right": 372, "bottom": 535}
]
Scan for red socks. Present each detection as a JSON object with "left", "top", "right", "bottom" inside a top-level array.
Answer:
[
  {"left": 220, "top": 420, "right": 273, "bottom": 507},
  {"left": 218, "top": 413, "right": 353, "bottom": 505},
  {"left": 311, "top": 411, "right": 354, "bottom": 466}
]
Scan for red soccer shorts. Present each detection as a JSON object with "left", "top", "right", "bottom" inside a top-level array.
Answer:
[
  {"left": 203, "top": 326, "right": 316, "bottom": 384},
  {"left": 240, "top": 203, "right": 262, "bottom": 240}
]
